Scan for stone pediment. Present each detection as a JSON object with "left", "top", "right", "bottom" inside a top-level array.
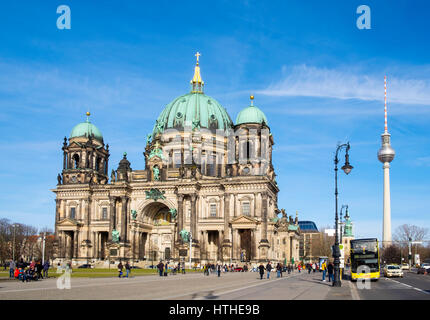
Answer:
[
  {"left": 231, "top": 215, "right": 258, "bottom": 225},
  {"left": 57, "top": 218, "right": 81, "bottom": 227}
]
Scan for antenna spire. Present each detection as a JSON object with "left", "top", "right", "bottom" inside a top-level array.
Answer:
[{"left": 384, "top": 76, "right": 388, "bottom": 133}]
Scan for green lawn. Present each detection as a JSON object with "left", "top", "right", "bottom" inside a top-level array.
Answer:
[{"left": 0, "top": 268, "right": 200, "bottom": 278}]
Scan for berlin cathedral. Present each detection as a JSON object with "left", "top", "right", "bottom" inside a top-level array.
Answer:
[{"left": 52, "top": 54, "right": 301, "bottom": 267}]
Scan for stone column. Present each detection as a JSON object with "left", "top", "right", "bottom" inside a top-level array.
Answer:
[
  {"left": 132, "top": 229, "right": 137, "bottom": 261},
  {"left": 204, "top": 230, "right": 209, "bottom": 259},
  {"left": 55, "top": 199, "right": 60, "bottom": 237},
  {"left": 121, "top": 196, "right": 128, "bottom": 242},
  {"left": 108, "top": 197, "right": 116, "bottom": 241},
  {"left": 93, "top": 232, "right": 97, "bottom": 258},
  {"left": 177, "top": 194, "right": 184, "bottom": 241},
  {"left": 190, "top": 194, "right": 197, "bottom": 241},
  {"left": 74, "top": 231, "right": 79, "bottom": 258},
  {"left": 261, "top": 193, "right": 268, "bottom": 241},
  {"left": 86, "top": 197, "right": 92, "bottom": 243},
  {"left": 223, "top": 194, "right": 230, "bottom": 242},
  {"left": 258, "top": 193, "right": 269, "bottom": 261}
]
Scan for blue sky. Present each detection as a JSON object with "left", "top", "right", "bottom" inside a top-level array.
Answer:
[{"left": 0, "top": 1, "right": 429, "bottom": 239}]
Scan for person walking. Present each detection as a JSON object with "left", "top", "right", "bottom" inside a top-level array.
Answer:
[
  {"left": 181, "top": 261, "right": 185, "bottom": 274},
  {"left": 266, "top": 261, "right": 272, "bottom": 279},
  {"left": 321, "top": 260, "right": 327, "bottom": 282},
  {"left": 35, "top": 260, "right": 43, "bottom": 279},
  {"left": 157, "top": 260, "right": 164, "bottom": 277},
  {"left": 43, "top": 260, "right": 50, "bottom": 278},
  {"left": 276, "top": 263, "right": 281, "bottom": 278},
  {"left": 125, "top": 261, "right": 131, "bottom": 278},
  {"left": 258, "top": 263, "right": 265, "bottom": 280},
  {"left": 312, "top": 263, "right": 316, "bottom": 273},
  {"left": 327, "top": 262, "right": 334, "bottom": 283},
  {"left": 117, "top": 261, "right": 123, "bottom": 278},
  {"left": 287, "top": 264, "right": 291, "bottom": 274},
  {"left": 217, "top": 264, "right": 221, "bottom": 277},
  {"left": 9, "top": 260, "right": 16, "bottom": 279},
  {"left": 308, "top": 263, "right": 312, "bottom": 274}
]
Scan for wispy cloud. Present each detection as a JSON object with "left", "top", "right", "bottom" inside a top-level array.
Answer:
[{"left": 258, "top": 65, "right": 430, "bottom": 106}]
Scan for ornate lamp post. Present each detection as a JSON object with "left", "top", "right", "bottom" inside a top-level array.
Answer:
[
  {"left": 333, "top": 142, "right": 353, "bottom": 287},
  {"left": 339, "top": 205, "right": 348, "bottom": 244}
]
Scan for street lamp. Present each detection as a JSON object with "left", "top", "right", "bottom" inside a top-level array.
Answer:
[
  {"left": 333, "top": 142, "right": 353, "bottom": 287},
  {"left": 339, "top": 205, "right": 348, "bottom": 244}
]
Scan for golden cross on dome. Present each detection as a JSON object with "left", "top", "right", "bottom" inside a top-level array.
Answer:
[
  {"left": 195, "top": 51, "right": 201, "bottom": 64},
  {"left": 154, "top": 141, "right": 161, "bottom": 149}
]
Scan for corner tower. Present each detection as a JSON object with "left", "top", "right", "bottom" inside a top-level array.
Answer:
[
  {"left": 60, "top": 112, "right": 110, "bottom": 185},
  {"left": 377, "top": 76, "right": 395, "bottom": 248}
]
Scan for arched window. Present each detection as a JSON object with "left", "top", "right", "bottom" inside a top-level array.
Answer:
[
  {"left": 96, "top": 157, "right": 102, "bottom": 171},
  {"left": 72, "top": 154, "right": 80, "bottom": 169}
]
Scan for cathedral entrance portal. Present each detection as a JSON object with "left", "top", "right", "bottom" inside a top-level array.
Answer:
[
  {"left": 142, "top": 201, "right": 175, "bottom": 262},
  {"left": 239, "top": 229, "right": 252, "bottom": 262}
]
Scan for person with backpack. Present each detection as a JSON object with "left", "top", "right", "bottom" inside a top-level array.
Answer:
[{"left": 118, "top": 261, "right": 123, "bottom": 278}]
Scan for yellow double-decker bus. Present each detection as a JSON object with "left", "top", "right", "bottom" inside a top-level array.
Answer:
[{"left": 350, "top": 238, "right": 380, "bottom": 281}]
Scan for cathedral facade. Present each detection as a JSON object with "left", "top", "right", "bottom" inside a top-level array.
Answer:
[{"left": 52, "top": 55, "right": 300, "bottom": 266}]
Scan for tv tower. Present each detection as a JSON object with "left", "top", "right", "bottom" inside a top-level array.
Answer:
[{"left": 377, "top": 76, "right": 395, "bottom": 248}]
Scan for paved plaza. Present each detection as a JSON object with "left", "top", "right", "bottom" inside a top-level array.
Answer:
[{"left": 1, "top": 269, "right": 429, "bottom": 300}]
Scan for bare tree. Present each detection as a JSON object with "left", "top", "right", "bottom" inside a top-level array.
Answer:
[
  {"left": 381, "top": 245, "right": 401, "bottom": 264},
  {"left": 312, "top": 229, "right": 334, "bottom": 259},
  {"left": 393, "top": 224, "right": 428, "bottom": 243}
]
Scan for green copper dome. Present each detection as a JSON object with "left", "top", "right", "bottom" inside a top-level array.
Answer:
[
  {"left": 152, "top": 92, "right": 233, "bottom": 136},
  {"left": 70, "top": 115, "right": 103, "bottom": 142},
  {"left": 236, "top": 104, "right": 268, "bottom": 126}
]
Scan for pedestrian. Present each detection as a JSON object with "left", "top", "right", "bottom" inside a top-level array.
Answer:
[
  {"left": 298, "top": 264, "right": 301, "bottom": 273},
  {"left": 9, "top": 260, "right": 16, "bottom": 279},
  {"left": 43, "top": 260, "right": 50, "bottom": 278},
  {"left": 164, "top": 261, "right": 169, "bottom": 276},
  {"left": 312, "top": 263, "right": 316, "bottom": 273},
  {"left": 327, "top": 262, "right": 334, "bottom": 283},
  {"left": 258, "top": 263, "right": 265, "bottom": 280},
  {"left": 35, "top": 260, "right": 43, "bottom": 279},
  {"left": 266, "top": 261, "right": 272, "bottom": 279},
  {"left": 181, "top": 261, "right": 185, "bottom": 274},
  {"left": 276, "top": 263, "right": 281, "bottom": 278},
  {"left": 157, "top": 260, "right": 164, "bottom": 277},
  {"left": 321, "top": 260, "right": 327, "bottom": 282},
  {"left": 308, "top": 263, "right": 312, "bottom": 274},
  {"left": 118, "top": 261, "right": 123, "bottom": 278},
  {"left": 287, "top": 264, "right": 291, "bottom": 274},
  {"left": 217, "top": 264, "right": 221, "bottom": 277},
  {"left": 125, "top": 261, "right": 131, "bottom": 278}
]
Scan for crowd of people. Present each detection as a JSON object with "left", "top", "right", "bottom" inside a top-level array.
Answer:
[{"left": 7, "top": 259, "right": 50, "bottom": 282}]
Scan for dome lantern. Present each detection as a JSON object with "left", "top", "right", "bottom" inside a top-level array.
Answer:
[{"left": 235, "top": 95, "right": 269, "bottom": 126}]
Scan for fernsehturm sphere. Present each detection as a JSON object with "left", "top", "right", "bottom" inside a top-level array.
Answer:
[{"left": 377, "top": 76, "right": 395, "bottom": 248}]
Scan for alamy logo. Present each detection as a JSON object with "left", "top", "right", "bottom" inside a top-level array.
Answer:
[
  {"left": 356, "top": 265, "right": 372, "bottom": 289},
  {"left": 57, "top": 5, "right": 71, "bottom": 30},
  {"left": 56, "top": 263, "right": 72, "bottom": 289},
  {"left": 356, "top": 5, "right": 371, "bottom": 30}
]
